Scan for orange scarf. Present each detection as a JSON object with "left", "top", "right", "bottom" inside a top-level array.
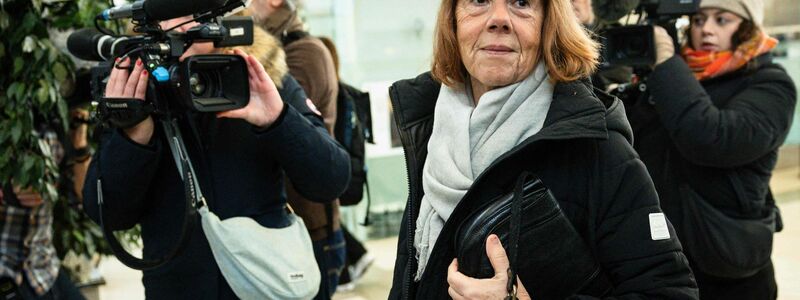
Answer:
[{"left": 682, "top": 31, "right": 778, "bottom": 81}]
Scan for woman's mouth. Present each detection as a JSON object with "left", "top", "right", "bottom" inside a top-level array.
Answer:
[
  {"left": 700, "top": 43, "right": 718, "bottom": 52},
  {"left": 481, "top": 45, "right": 514, "bottom": 55}
]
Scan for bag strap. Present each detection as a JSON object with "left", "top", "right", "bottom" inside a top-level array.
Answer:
[
  {"left": 97, "top": 118, "right": 205, "bottom": 270},
  {"left": 360, "top": 178, "right": 372, "bottom": 226},
  {"left": 505, "top": 171, "right": 529, "bottom": 300},
  {"left": 324, "top": 202, "right": 335, "bottom": 243}
]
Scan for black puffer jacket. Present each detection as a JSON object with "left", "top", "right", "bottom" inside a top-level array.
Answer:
[
  {"left": 387, "top": 73, "right": 699, "bottom": 299},
  {"left": 83, "top": 76, "right": 350, "bottom": 299},
  {"left": 628, "top": 54, "right": 796, "bottom": 275}
]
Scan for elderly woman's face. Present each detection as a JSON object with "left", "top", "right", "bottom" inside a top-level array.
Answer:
[{"left": 456, "top": 0, "right": 544, "bottom": 91}]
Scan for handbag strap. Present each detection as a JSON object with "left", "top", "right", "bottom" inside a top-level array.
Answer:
[
  {"left": 505, "top": 171, "right": 530, "bottom": 300},
  {"left": 96, "top": 118, "right": 205, "bottom": 270}
]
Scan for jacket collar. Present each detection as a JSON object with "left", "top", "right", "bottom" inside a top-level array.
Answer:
[{"left": 389, "top": 72, "right": 631, "bottom": 145}]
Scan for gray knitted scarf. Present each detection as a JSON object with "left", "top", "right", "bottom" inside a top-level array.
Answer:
[{"left": 414, "top": 63, "right": 553, "bottom": 280}]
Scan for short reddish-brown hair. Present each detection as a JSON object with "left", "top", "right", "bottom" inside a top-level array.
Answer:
[{"left": 431, "top": 0, "right": 599, "bottom": 86}]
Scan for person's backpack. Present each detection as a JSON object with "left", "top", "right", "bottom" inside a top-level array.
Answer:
[
  {"left": 281, "top": 31, "right": 375, "bottom": 224},
  {"left": 334, "top": 82, "right": 374, "bottom": 207}
]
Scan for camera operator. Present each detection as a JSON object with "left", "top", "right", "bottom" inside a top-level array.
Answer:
[
  {"left": 81, "top": 15, "right": 350, "bottom": 299},
  {"left": 627, "top": 0, "right": 797, "bottom": 298}
]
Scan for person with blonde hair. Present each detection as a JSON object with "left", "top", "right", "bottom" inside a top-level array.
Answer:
[{"left": 388, "top": 0, "right": 698, "bottom": 298}]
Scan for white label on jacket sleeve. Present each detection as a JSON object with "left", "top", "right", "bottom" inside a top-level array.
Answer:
[{"left": 649, "top": 213, "right": 671, "bottom": 241}]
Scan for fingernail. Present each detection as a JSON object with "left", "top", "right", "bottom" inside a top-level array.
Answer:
[
  {"left": 115, "top": 57, "right": 120, "bottom": 62},
  {"left": 142, "top": 70, "right": 148, "bottom": 76},
  {"left": 488, "top": 235, "right": 498, "bottom": 244},
  {"left": 136, "top": 59, "right": 142, "bottom": 66}
]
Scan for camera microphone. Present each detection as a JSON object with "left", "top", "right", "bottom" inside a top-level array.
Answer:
[
  {"left": 67, "top": 28, "right": 132, "bottom": 61},
  {"left": 99, "top": 0, "right": 229, "bottom": 21}
]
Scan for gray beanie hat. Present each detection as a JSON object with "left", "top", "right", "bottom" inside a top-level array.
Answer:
[{"left": 700, "top": 0, "right": 764, "bottom": 27}]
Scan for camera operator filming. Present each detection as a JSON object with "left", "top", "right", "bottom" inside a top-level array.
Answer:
[
  {"left": 624, "top": 0, "right": 797, "bottom": 298},
  {"left": 69, "top": 1, "right": 351, "bottom": 299}
]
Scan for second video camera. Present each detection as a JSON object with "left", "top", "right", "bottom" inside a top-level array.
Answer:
[{"left": 601, "top": 0, "right": 700, "bottom": 67}]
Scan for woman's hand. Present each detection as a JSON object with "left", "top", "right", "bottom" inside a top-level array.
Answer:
[
  {"left": 105, "top": 57, "right": 154, "bottom": 145},
  {"left": 216, "top": 49, "right": 285, "bottom": 128},
  {"left": 654, "top": 26, "right": 675, "bottom": 66},
  {"left": 12, "top": 185, "right": 44, "bottom": 208},
  {"left": 447, "top": 234, "right": 532, "bottom": 300}
]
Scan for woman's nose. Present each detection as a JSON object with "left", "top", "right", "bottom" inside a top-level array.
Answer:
[
  {"left": 487, "top": 3, "right": 512, "bottom": 33},
  {"left": 700, "top": 21, "right": 716, "bottom": 36}
]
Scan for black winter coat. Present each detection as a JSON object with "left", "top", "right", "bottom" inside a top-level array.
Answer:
[
  {"left": 629, "top": 54, "right": 796, "bottom": 281},
  {"left": 83, "top": 76, "right": 351, "bottom": 299},
  {"left": 387, "top": 73, "right": 699, "bottom": 299}
]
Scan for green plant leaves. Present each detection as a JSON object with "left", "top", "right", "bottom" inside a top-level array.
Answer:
[
  {"left": 53, "top": 62, "right": 67, "bottom": 82},
  {"left": 3, "top": 0, "right": 126, "bottom": 260},
  {"left": 10, "top": 121, "right": 23, "bottom": 145},
  {"left": 12, "top": 57, "right": 24, "bottom": 77}
]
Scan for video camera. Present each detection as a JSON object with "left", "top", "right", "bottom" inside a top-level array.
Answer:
[
  {"left": 601, "top": 0, "right": 700, "bottom": 67},
  {"left": 67, "top": 0, "right": 254, "bottom": 128},
  {"left": 598, "top": 0, "right": 699, "bottom": 102}
]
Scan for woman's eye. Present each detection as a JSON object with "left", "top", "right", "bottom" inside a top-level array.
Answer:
[
  {"left": 471, "top": 0, "right": 489, "bottom": 5},
  {"left": 716, "top": 17, "right": 730, "bottom": 25},
  {"left": 692, "top": 16, "right": 705, "bottom": 26},
  {"left": 512, "top": 0, "right": 530, "bottom": 7}
]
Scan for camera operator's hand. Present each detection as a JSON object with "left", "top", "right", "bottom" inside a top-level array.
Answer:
[
  {"left": 216, "top": 49, "right": 285, "bottom": 128},
  {"left": 654, "top": 26, "right": 675, "bottom": 66},
  {"left": 105, "top": 57, "right": 154, "bottom": 145}
]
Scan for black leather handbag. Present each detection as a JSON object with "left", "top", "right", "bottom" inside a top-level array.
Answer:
[{"left": 455, "top": 172, "right": 612, "bottom": 299}]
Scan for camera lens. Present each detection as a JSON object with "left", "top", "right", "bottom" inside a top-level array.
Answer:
[
  {"left": 625, "top": 37, "right": 647, "bottom": 57},
  {"left": 189, "top": 73, "right": 208, "bottom": 97}
]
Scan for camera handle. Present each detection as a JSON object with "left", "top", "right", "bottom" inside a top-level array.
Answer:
[{"left": 96, "top": 118, "right": 205, "bottom": 270}]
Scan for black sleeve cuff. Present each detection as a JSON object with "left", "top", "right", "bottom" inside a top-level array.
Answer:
[{"left": 252, "top": 102, "right": 289, "bottom": 134}]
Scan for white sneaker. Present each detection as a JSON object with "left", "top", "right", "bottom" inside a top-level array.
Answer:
[{"left": 348, "top": 253, "right": 376, "bottom": 282}]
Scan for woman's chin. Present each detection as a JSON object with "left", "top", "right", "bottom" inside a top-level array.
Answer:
[{"left": 473, "top": 70, "right": 526, "bottom": 87}]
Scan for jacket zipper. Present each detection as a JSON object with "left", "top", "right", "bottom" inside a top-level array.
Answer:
[{"left": 389, "top": 86, "right": 419, "bottom": 300}]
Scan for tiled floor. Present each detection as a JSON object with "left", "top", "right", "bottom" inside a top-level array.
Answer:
[{"left": 93, "top": 166, "right": 800, "bottom": 300}]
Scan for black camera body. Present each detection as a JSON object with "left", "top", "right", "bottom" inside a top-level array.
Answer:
[
  {"left": 69, "top": 1, "right": 254, "bottom": 128},
  {"left": 601, "top": 0, "right": 700, "bottom": 67}
]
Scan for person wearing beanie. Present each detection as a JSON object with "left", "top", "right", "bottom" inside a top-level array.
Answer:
[{"left": 626, "top": 0, "right": 796, "bottom": 299}]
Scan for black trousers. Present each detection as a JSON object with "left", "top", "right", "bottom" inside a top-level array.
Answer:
[
  {"left": 339, "top": 225, "right": 368, "bottom": 284},
  {"left": 696, "top": 260, "right": 777, "bottom": 300}
]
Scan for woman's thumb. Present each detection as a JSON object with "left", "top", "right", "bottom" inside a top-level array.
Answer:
[{"left": 486, "top": 234, "right": 510, "bottom": 278}]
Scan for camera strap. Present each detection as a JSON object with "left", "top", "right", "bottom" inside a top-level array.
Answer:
[{"left": 97, "top": 118, "right": 204, "bottom": 270}]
